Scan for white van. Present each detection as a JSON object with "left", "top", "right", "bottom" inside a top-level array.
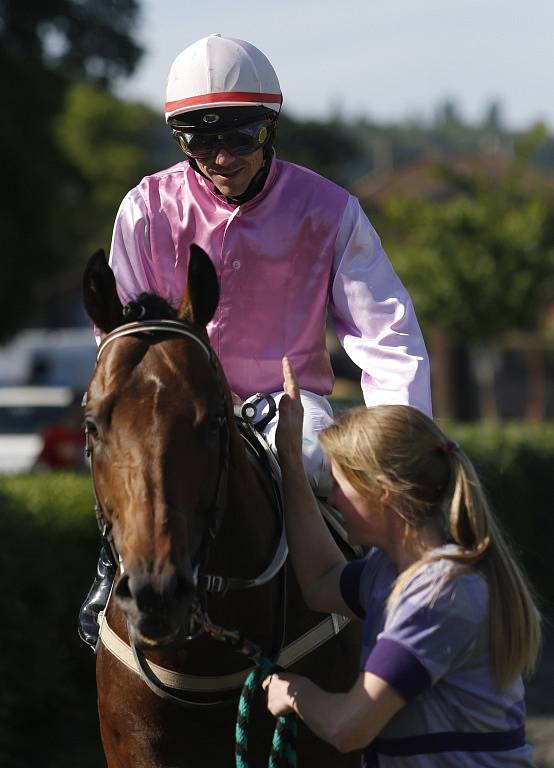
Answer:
[{"left": 0, "top": 328, "right": 97, "bottom": 390}]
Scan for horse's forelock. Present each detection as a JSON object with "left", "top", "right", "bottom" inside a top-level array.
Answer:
[{"left": 122, "top": 293, "right": 178, "bottom": 323}]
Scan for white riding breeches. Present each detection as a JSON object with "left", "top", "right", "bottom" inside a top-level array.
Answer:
[{"left": 242, "top": 390, "right": 334, "bottom": 497}]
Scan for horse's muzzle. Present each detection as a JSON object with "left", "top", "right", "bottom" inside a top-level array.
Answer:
[{"left": 116, "top": 567, "right": 196, "bottom": 648}]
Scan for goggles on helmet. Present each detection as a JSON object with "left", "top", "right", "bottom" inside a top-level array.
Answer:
[{"left": 170, "top": 119, "right": 272, "bottom": 159}]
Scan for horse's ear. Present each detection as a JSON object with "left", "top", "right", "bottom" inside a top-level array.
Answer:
[
  {"left": 178, "top": 245, "right": 219, "bottom": 327},
  {"left": 82, "top": 249, "right": 123, "bottom": 333}
]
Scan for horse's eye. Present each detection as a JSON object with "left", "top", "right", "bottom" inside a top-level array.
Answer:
[{"left": 85, "top": 417, "right": 100, "bottom": 440}]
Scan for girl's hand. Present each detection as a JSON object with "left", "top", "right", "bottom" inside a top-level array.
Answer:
[
  {"left": 262, "top": 672, "right": 303, "bottom": 716},
  {"left": 275, "top": 357, "right": 304, "bottom": 461}
]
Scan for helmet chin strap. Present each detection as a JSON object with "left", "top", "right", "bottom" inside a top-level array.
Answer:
[{"left": 187, "top": 144, "right": 275, "bottom": 206}]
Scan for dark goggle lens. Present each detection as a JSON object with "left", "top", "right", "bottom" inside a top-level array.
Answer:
[{"left": 172, "top": 121, "right": 271, "bottom": 159}]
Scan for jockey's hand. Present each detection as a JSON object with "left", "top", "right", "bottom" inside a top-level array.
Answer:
[{"left": 275, "top": 357, "right": 304, "bottom": 461}]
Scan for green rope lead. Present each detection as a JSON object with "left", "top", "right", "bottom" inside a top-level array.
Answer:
[
  {"left": 268, "top": 707, "right": 297, "bottom": 768},
  {"left": 235, "top": 656, "right": 297, "bottom": 768},
  {"left": 199, "top": 616, "right": 297, "bottom": 768}
]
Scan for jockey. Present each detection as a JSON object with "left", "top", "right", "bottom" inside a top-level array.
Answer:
[{"left": 78, "top": 34, "right": 433, "bottom": 649}]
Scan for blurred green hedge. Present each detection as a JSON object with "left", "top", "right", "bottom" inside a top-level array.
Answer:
[
  {"left": 446, "top": 421, "right": 553, "bottom": 614},
  {"left": 0, "top": 423, "right": 552, "bottom": 765},
  {"left": 0, "top": 472, "right": 102, "bottom": 768}
]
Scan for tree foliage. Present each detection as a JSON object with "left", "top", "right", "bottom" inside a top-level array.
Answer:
[
  {"left": 0, "top": 0, "right": 142, "bottom": 84},
  {"left": 0, "top": 0, "right": 142, "bottom": 338},
  {"left": 275, "top": 113, "right": 366, "bottom": 186},
  {"left": 377, "top": 127, "right": 554, "bottom": 341},
  {"left": 54, "top": 82, "right": 173, "bottom": 263}
]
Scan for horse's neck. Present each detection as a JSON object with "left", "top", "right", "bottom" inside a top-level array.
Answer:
[{"left": 211, "top": 422, "right": 279, "bottom": 579}]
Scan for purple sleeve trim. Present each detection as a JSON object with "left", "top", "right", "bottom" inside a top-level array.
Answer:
[
  {"left": 364, "top": 637, "right": 431, "bottom": 702},
  {"left": 339, "top": 560, "right": 366, "bottom": 619},
  {"left": 372, "top": 725, "right": 526, "bottom": 756}
]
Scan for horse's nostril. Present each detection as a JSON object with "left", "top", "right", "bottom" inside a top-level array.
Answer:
[
  {"left": 115, "top": 568, "right": 195, "bottom": 627},
  {"left": 135, "top": 584, "right": 160, "bottom": 615},
  {"left": 174, "top": 572, "right": 193, "bottom": 601},
  {"left": 116, "top": 573, "right": 132, "bottom": 600}
]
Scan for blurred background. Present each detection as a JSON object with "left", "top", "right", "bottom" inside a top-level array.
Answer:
[{"left": 0, "top": 1, "right": 553, "bottom": 766}]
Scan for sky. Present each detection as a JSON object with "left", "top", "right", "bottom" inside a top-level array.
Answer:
[{"left": 117, "top": 0, "right": 554, "bottom": 130}]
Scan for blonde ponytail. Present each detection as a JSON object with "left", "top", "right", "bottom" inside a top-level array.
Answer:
[
  {"left": 451, "top": 452, "right": 542, "bottom": 687},
  {"left": 321, "top": 405, "right": 542, "bottom": 689}
]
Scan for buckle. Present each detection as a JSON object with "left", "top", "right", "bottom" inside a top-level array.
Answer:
[
  {"left": 203, "top": 574, "right": 229, "bottom": 595},
  {"left": 241, "top": 393, "right": 277, "bottom": 432}
]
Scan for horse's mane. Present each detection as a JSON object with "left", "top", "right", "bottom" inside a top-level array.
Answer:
[{"left": 122, "top": 293, "right": 178, "bottom": 322}]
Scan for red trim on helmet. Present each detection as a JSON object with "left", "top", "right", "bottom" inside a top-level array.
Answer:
[{"left": 165, "top": 91, "right": 282, "bottom": 113}]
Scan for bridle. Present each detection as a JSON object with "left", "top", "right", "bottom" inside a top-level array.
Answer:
[
  {"left": 87, "top": 319, "right": 288, "bottom": 635},
  {"left": 89, "top": 318, "right": 350, "bottom": 711}
]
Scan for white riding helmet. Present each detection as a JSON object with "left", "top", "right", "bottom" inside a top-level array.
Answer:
[{"left": 165, "top": 34, "right": 282, "bottom": 122}]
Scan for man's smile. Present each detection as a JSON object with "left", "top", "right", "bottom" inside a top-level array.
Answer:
[{"left": 210, "top": 167, "right": 243, "bottom": 178}]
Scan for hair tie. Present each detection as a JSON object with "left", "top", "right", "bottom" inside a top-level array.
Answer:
[{"left": 439, "top": 439, "right": 459, "bottom": 454}]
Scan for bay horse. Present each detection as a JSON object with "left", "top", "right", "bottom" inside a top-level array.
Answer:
[{"left": 82, "top": 245, "right": 361, "bottom": 767}]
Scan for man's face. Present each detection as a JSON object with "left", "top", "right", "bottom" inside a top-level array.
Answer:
[{"left": 195, "top": 147, "right": 264, "bottom": 198}]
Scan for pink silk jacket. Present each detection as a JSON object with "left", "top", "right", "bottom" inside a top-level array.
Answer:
[{"left": 109, "top": 157, "right": 432, "bottom": 415}]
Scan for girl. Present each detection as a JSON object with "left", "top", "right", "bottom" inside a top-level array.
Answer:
[{"left": 263, "top": 358, "right": 541, "bottom": 767}]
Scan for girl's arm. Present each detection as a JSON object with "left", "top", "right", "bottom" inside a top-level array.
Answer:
[
  {"left": 276, "top": 357, "right": 355, "bottom": 618},
  {"left": 263, "top": 670, "right": 405, "bottom": 753}
]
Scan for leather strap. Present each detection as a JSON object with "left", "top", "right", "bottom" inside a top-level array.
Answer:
[
  {"left": 97, "top": 320, "right": 212, "bottom": 362},
  {"left": 99, "top": 611, "right": 349, "bottom": 693}
]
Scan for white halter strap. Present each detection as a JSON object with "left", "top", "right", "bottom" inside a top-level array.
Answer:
[{"left": 97, "top": 320, "right": 211, "bottom": 362}]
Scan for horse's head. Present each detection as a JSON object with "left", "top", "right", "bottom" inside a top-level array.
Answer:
[{"left": 83, "top": 246, "right": 229, "bottom": 648}]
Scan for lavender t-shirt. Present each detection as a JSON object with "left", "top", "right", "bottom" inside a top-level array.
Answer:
[{"left": 340, "top": 547, "right": 534, "bottom": 767}]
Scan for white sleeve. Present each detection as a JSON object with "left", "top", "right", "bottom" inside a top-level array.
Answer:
[{"left": 330, "top": 195, "right": 432, "bottom": 416}]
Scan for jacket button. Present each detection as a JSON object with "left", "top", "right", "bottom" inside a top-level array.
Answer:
[{"left": 232, "top": 260, "right": 241, "bottom": 270}]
